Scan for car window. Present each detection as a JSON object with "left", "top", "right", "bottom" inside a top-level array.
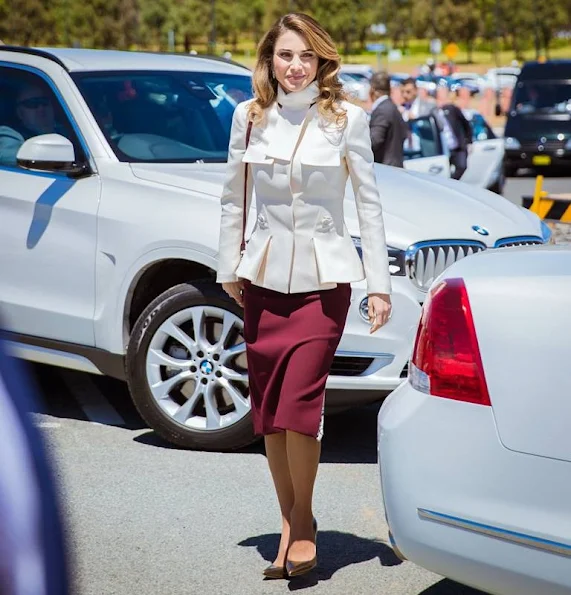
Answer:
[
  {"left": 513, "top": 81, "right": 571, "bottom": 115},
  {"left": 470, "top": 113, "right": 495, "bottom": 141},
  {"left": 404, "top": 115, "right": 442, "bottom": 160},
  {"left": 0, "top": 67, "right": 81, "bottom": 168},
  {"left": 72, "top": 71, "right": 254, "bottom": 163}
]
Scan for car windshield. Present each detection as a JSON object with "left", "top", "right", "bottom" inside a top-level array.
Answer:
[
  {"left": 72, "top": 70, "right": 253, "bottom": 163},
  {"left": 513, "top": 81, "right": 571, "bottom": 115}
]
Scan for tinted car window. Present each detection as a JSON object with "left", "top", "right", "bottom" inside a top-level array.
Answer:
[
  {"left": 0, "top": 67, "right": 81, "bottom": 168},
  {"left": 513, "top": 81, "right": 571, "bottom": 115},
  {"left": 404, "top": 116, "right": 442, "bottom": 159},
  {"left": 470, "top": 113, "right": 496, "bottom": 141},
  {"left": 73, "top": 71, "right": 253, "bottom": 163}
]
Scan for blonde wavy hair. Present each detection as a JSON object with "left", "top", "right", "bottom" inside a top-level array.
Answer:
[{"left": 248, "top": 13, "right": 347, "bottom": 127}]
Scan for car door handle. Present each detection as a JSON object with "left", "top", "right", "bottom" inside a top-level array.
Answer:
[
  {"left": 483, "top": 146, "right": 497, "bottom": 151},
  {"left": 429, "top": 165, "right": 444, "bottom": 174}
]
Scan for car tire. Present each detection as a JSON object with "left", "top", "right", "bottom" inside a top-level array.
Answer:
[{"left": 126, "top": 281, "right": 256, "bottom": 451}]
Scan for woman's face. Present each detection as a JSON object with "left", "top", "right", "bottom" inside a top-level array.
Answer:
[{"left": 272, "top": 30, "right": 319, "bottom": 94}]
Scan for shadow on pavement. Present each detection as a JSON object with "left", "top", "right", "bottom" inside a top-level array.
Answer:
[
  {"left": 134, "top": 402, "right": 383, "bottom": 460},
  {"left": 239, "top": 529, "right": 401, "bottom": 589},
  {"left": 419, "top": 578, "right": 484, "bottom": 594}
]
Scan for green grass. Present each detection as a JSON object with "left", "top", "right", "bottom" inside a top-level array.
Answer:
[{"left": 210, "top": 38, "right": 571, "bottom": 73}]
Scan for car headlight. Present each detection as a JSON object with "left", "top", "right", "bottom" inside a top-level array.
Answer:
[
  {"left": 541, "top": 220, "right": 554, "bottom": 244},
  {"left": 504, "top": 137, "right": 521, "bottom": 150},
  {"left": 351, "top": 237, "right": 406, "bottom": 276}
]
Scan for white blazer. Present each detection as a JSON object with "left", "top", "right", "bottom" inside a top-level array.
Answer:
[{"left": 217, "top": 83, "right": 391, "bottom": 296}]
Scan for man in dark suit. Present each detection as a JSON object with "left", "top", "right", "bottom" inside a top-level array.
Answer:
[
  {"left": 368, "top": 71, "right": 409, "bottom": 168},
  {"left": 440, "top": 94, "right": 473, "bottom": 179}
]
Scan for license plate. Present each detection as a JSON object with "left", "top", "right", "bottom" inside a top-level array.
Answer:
[{"left": 533, "top": 155, "right": 551, "bottom": 166}]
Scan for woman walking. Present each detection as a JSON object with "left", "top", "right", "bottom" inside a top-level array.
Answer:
[{"left": 217, "top": 13, "right": 392, "bottom": 578}]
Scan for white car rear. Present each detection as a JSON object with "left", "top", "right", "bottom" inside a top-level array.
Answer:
[{"left": 378, "top": 245, "right": 571, "bottom": 595}]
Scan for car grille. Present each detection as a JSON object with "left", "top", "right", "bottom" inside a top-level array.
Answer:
[
  {"left": 406, "top": 241, "right": 486, "bottom": 291},
  {"left": 495, "top": 236, "right": 543, "bottom": 248},
  {"left": 520, "top": 140, "right": 565, "bottom": 152},
  {"left": 330, "top": 356, "right": 374, "bottom": 376}
]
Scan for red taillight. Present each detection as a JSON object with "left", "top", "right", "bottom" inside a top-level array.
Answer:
[{"left": 410, "top": 277, "right": 491, "bottom": 406}]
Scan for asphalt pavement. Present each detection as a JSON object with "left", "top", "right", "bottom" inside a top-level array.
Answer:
[
  {"left": 28, "top": 171, "right": 570, "bottom": 595},
  {"left": 30, "top": 365, "right": 484, "bottom": 595},
  {"left": 503, "top": 170, "right": 571, "bottom": 209}
]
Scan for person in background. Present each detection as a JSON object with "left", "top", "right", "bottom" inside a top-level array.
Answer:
[
  {"left": 439, "top": 90, "right": 473, "bottom": 180},
  {"left": 399, "top": 77, "right": 438, "bottom": 121},
  {"left": 0, "top": 332, "right": 69, "bottom": 595},
  {"left": 368, "top": 71, "right": 408, "bottom": 167},
  {"left": 0, "top": 84, "right": 60, "bottom": 166}
]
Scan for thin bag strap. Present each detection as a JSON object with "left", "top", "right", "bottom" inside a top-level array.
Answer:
[{"left": 240, "top": 120, "right": 253, "bottom": 253}]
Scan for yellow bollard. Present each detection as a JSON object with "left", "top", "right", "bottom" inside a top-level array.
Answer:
[{"left": 529, "top": 175, "right": 554, "bottom": 220}]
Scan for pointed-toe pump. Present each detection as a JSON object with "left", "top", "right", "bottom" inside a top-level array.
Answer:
[
  {"left": 262, "top": 563, "right": 287, "bottom": 579},
  {"left": 285, "top": 518, "right": 318, "bottom": 578}
]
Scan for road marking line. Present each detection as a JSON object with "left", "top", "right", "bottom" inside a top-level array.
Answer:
[{"left": 60, "top": 369, "right": 125, "bottom": 426}]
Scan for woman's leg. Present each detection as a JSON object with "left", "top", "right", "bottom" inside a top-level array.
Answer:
[
  {"left": 264, "top": 432, "right": 295, "bottom": 566},
  {"left": 285, "top": 430, "right": 321, "bottom": 563}
]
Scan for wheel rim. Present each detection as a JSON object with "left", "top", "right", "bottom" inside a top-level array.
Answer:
[{"left": 145, "top": 306, "right": 249, "bottom": 432}]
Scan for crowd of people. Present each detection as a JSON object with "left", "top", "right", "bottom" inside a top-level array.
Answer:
[{"left": 367, "top": 71, "right": 473, "bottom": 179}]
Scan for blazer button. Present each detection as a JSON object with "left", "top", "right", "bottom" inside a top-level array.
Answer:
[
  {"left": 319, "top": 215, "right": 334, "bottom": 232},
  {"left": 257, "top": 214, "right": 269, "bottom": 229}
]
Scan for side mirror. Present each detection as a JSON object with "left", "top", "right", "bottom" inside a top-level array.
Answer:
[
  {"left": 16, "top": 134, "right": 88, "bottom": 177},
  {"left": 494, "top": 103, "right": 502, "bottom": 117}
]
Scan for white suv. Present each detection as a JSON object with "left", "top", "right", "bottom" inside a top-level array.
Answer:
[{"left": 0, "top": 47, "right": 549, "bottom": 449}]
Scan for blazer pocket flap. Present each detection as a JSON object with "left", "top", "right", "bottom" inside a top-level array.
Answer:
[
  {"left": 312, "top": 234, "right": 364, "bottom": 283},
  {"left": 242, "top": 143, "right": 274, "bottom": 164},
  {"left": 236, "top": 234, "right": 273, "bottom": 280},
  {"left": 299, "top": 144, "right": 341, "bottom": 167}
]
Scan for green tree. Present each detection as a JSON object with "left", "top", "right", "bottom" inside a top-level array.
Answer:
[
  {"left": 435, "top": 0, "right": 481, "bottom": 62},
  {"left": 0, "top": 0, "right": 55, "bottom": 45},
  {"left": 54, "top": 0, "right": 140, "bottom": 49},
  {"left": 536, "top": 0, "right": 569, "bottom": 58}
]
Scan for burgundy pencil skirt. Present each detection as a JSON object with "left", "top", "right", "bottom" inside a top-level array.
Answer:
[{"left": 243, "top": 280, "right": 351, "bottom": 440}]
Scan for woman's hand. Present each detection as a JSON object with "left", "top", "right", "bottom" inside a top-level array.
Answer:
[
  {"left": 222, "top": 280, "right": 245, "bottom": 307},
  {"left": 368, "top": 293, "right": 392, "bottom": 334}
]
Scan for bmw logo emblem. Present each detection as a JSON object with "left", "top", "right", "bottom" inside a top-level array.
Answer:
[
  {"left": 472, "top": 225, "right": 489, "bottom": 236},
  {"left": 200, "top": 361, "right": 214, "bottom": 375}
]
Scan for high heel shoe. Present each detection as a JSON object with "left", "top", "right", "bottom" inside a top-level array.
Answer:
[
  {"left": 262, "top": 563, "right": 287, "bottom": 580},
  {"left": 285, "top": 518, "right": 318, "bottom": 578}
]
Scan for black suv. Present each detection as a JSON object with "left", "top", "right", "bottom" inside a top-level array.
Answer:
[{"left": 504, "top": 60, "right": 571, "bottom": 175}]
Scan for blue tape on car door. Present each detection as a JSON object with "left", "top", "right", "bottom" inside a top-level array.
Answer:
[{"left": 27, "top": 178, "right": 76, "bottom": 249}]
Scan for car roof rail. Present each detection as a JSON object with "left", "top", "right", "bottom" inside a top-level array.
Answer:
[{"left": 0, "top": 45, "right": 70, "bottom": 71}]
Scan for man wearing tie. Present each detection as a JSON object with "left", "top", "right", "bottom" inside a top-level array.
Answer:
[{"left": 368, "top": 71, "right": 409, "bottom": 167}]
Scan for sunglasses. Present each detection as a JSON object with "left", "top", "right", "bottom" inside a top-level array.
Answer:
[{"left": 18, "top": 96, "right": 51, "bottom": 109}]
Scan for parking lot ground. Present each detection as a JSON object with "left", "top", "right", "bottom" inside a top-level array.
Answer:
[
  {"left": 30, "top": 364, "right": 484, "bottom": 595},
  {"left": 23, "top": 171, "right": 570, "bottom": 595}
]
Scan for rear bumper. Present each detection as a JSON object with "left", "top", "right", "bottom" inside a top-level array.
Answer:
[{"left": 377, "top": 382, "right": 571, "bottom": 595}]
